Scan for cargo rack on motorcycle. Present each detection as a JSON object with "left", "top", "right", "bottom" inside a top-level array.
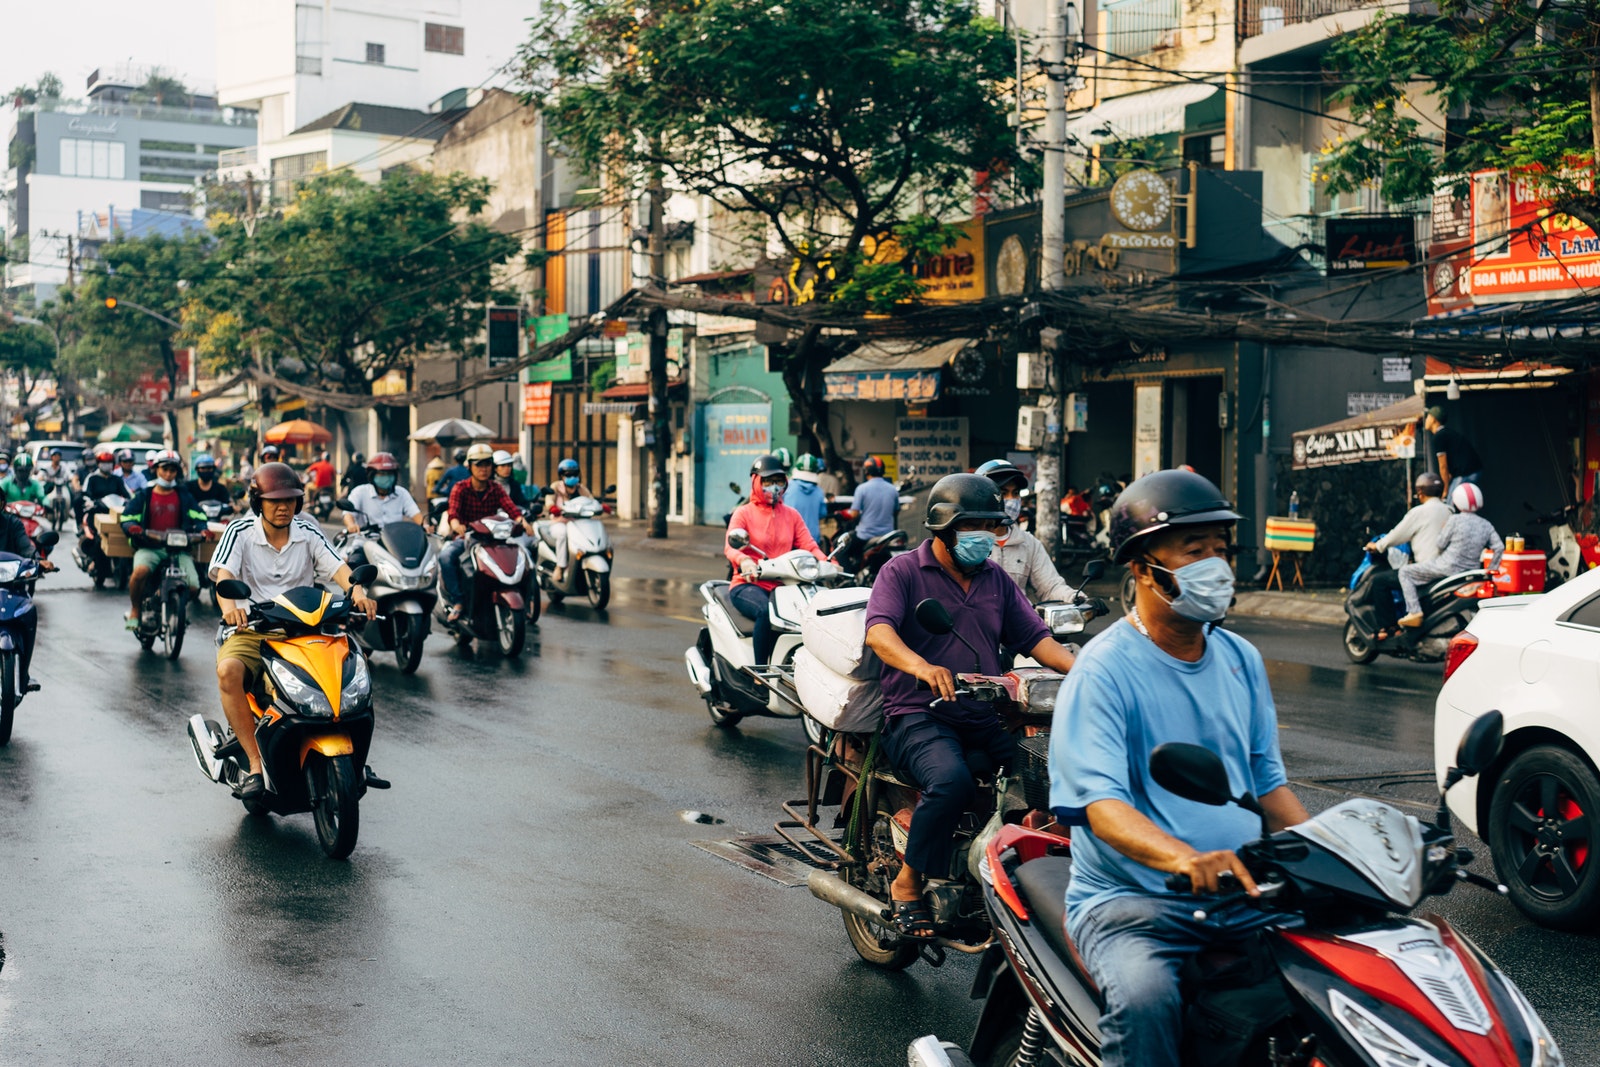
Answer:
[
  {"left": 739, "top": 662, "right": 807, "bottom": 717},
  {"left": 772, "top": 727, "right": 915, "bottom": 872}
]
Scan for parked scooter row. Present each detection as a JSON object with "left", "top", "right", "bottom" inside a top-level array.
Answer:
[{"left": 909, "top": 711, "right": 1564, "bottom": 1067}]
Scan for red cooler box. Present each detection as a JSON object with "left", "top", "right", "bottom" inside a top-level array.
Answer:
[{"left": 1482, "top": 549, "right": 1546, "bottom": 594}]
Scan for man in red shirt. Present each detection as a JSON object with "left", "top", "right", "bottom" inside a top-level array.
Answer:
[
  {"left": 306, "top": 452, "right": 336, "bottom": 491},
  {"left": 441, "top": 443, "right": 535, "bottom": 621}
]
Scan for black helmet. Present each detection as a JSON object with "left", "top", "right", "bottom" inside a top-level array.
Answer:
[
  {"left": 925, "top": 473, "right": 1009, "bottom": 532},
  {"left": 454, "top": 447, "right": 468, "bottom": 463},
  {"left": 352, "top": 452, "right": 365, "bottom": 465},
  {"left": 1414, "top": 471, "right": 1444, "bottom": 497},
  {"left": 750, "top": 454, "right": 787, "bottom": 479},
  {"left": 1109, "top": 469, "right": 1239, "bottom": 563}
]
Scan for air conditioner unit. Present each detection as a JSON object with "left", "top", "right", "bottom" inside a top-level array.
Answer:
[
  {"left": 1017, "top": 352, "right": 1048, "bottom": 391},
  {"left": 1017, "top": 407, "right": 1045, "bottom": 450}
]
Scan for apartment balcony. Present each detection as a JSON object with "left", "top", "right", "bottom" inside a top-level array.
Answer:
[{"left": 1238, "top": 0, "right": 1434, "bottom": 63}]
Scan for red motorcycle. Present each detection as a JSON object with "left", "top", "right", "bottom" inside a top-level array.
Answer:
[
  {"left": 7, "top": 501, "right": 55, "bottom": 558},
  {"left": 433, "top": 512, "right": 532, "bottom": 657},
  {"left": 910, "top": 711, "right": 1565, "bottom": 1067}
]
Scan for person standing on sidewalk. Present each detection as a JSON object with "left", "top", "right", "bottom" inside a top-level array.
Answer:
[{"left": 1425, "top": 406, "right": 1483, "bottom": 496}]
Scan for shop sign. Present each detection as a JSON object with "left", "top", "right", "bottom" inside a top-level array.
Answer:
[
  {"left": 523, "top": 381, "right": 554, "bottom": 426},
  {"left": 1381, "top": 357, "right": 1411, "bottom": 383},
  {"left": 486, "top": 305, "right": 521, "bottom": 367},
  {"left": 897, "top": 417, "right": 968, "bottom": 479},
  {"left": 790, "top": 221, "right": 985, "bottom": 305},
  {"left": 1325, "top": 216, "right": 1417, "bottom": 273},
  {"left": 1462, "top": 169, "right": 1600, "bottom": 302},
  {"left": 1291, "top": 422, "right": 1416, "bottom": 469},
  {"left": 823, "top": 370, "right": 940, "bottom": 402},
  {"left": 1134, "top": 384, "right": 1161, "bottom": 479}
]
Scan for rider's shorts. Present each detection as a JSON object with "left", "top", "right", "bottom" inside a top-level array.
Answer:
[
  {"left": 216, "top": 629, "right": 265, "bottom": 682},
  {"left": 132, "top": 547, "right": 200, "bottom": 589}
]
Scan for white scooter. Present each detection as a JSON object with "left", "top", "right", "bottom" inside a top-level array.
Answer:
[
  {"left": 684, "top": 529, "right": 844, "bottom": 730},
  {"left": 533, "top": 493, "right": 615, "bottom": 610},
  {"left": 336, "top": 511, "right": 440, "bottom": 674}
]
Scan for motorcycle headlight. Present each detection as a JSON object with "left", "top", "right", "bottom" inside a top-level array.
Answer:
[
  {"left": 340, "top": 652, "right": 371, "bottom": 711},
  {"left": 266, "top": 659, "right": 335, "bottom": 718},
  {"left": 1500, "top": 973, "right": 1564, "bottom": 1066},
  {"left": 1329, "top": 990, "right": 1451, "bottom": 1067},
  {"left": 796, "top": 556, "right": 820, "bottom": 581},
  {"left": 0, "top": 560, "right": 24, "bottom": 584}
]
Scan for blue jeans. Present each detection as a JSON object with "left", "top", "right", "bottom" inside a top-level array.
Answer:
[
  {"left": 1070, "top": 894, "right": 1285, "bottom": 1067},
  {"left": 440, "top": 537, "right": 468, "bottom": 604},
  {"left": 729, "top": 583, "right": 776, "bottom": 665}
]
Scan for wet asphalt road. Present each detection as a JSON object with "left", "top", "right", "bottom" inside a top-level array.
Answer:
[{"left": 1, "top": 542, "right": 1597, "bottom": 1065}]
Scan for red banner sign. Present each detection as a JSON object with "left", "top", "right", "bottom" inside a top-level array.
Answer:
[
  {"left": 523, "top": 381, "right": 553, "bottom": 426},
  {"left": 1462, "top": 169, "right": 1600, "bottom": 303}
]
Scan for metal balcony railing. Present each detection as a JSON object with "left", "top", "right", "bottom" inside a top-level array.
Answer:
[
  {"left": 217, "top": 146, "right": 258, "bottom": 170},
  {"left": 1238, "top": 0, "right": 1423, "bottom": 40}
]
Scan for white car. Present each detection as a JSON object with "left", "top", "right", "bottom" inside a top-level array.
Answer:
[{"left": 1435, "top": 565, "right": 1600, "bottom": 929}]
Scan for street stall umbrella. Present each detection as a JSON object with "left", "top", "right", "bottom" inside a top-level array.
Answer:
[
  {"left": 98, "top": 421, "right": 156, "bottom": 443},
  {"left": 408, "top": 417, "right": 496, "bottom": 444},
  {"left": 264, "top": 418, "right": 334, "bottom": 446}
]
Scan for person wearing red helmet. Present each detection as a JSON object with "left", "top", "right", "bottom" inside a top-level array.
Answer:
[
  {"left": 852, "top": 454, "right": 899, "bottom": 540},
  {"left": 342, "top": 452, "right": 422, "bottom": 533},
  {"left": 209, "top": 463, "right": 377, "bottom": 800},
  {"left": 119, "top": 450, "right": 208, "bottom": 630}
]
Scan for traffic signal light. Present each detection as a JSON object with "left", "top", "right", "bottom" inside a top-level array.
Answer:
[{"left": 104, "top": 297, "right": 118, "bottom": 310}]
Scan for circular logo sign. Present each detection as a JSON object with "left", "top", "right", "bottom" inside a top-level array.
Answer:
[{"left": 1109, "top": 170, "right": 1173, "bottom": 232}]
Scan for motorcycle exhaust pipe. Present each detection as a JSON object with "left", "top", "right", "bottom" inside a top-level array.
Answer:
[{"left": 807, "top": 868, "right": 892, "bottom": 924}]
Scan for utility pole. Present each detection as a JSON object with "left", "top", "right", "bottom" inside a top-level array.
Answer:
[
  {"left": 1034, "top": 0, "right": 1071, "bottom": 561},
  {"left": 646, "top": 165, "right": 670, "bottom": 539}
]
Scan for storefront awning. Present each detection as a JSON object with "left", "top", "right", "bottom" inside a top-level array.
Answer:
[
  {"left": 1291, "top": 395, "right": 1423, "bottom": 470},
  {"left": 822, "top": 338, "right": 972, "bottom": 403},
  {"left": 583, "top": 401, "right": 645, "bottom": 416},
  {"left": 1420, "top": 356, "right": 1571, "bottom": 392},
  {"left": 203, "top": 398, "right": 251, "bottom": 428},
  {"left": 1066, "top": 83, "right": 1220, "bottom": 144},
  {"left": 597, "top": 379, "right": 685, "bottom": 401}
]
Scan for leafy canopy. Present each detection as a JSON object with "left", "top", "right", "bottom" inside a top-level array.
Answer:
[
  {"left": 519, "top": 0, "right": 1023, "bottom": 291},
  {"left": 186, "top": 168, "right": 522, "bottom": 389},
  {"left": 1320, "top": 0, "right": 1600, "bottom": 217}
]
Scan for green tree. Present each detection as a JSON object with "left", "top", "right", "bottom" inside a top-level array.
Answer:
[
  {"left": 7, "top": 72, "right": 63, "bottom": 107},
  {"left": 518, "top": 0, "right": 1023, "bottom": 462},
  {"left": 1319, "top": 0, "right": 1600, "bottom": 225},
  {"left": 185, "top": 169, "right": 523, "bottom": 396},
  {"left": 65, "top": 232, "right": 212, "bottom": 441},
  {"left": 0, "top": 321, "right": 57, "bottom": 417}
]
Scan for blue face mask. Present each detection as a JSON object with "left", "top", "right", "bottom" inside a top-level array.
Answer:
[
  {"left": 1003, "top": 498, "right": 1022, "bottom": 522},
  {"left": 1149, "top": 555, "right": 1235, "bottom": 622},
  {"left": 373, "top": 473, "right": 397, "bottom": 492},
  {"left": 951, "top": 531, "right": 996, "bottom": 568},
  {"left": 564, "top": 475, "right": 580, "bottom": 488}
]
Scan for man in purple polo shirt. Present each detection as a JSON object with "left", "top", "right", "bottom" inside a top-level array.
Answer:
[{"left": 864, "top": 473, "right": 1078, "bottom": 939}]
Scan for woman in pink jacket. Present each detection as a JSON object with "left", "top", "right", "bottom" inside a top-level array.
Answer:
[{"left": 726, "top": 453, "right": 827, "bottom": 665}]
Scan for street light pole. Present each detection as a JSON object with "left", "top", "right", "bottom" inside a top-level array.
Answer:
[
  {"left": 646, "top": 166, "right": 670, "bottom": 539},
  {"left": 1035, "top": 0, "right": 1070, "bottom": 561}
]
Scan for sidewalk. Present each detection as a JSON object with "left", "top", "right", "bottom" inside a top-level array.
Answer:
[
  {"left": 610, "top": 519, "right": 728, "bottom": 560},
  {"left": 1230, "top": 588, "right": 1348, "bottom": 626}
]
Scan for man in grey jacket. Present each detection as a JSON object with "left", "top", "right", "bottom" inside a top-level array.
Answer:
[
  {"left": 1399, "top": 482, "right": 1503, "bottom": 627},
  {"left": 1363, "top": 472, "right": 1450, "bottom": 633}
]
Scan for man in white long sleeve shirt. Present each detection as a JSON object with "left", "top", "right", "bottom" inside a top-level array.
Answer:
[
  {"left": 1362, "top": 472, "right": 1449, "bottom": 634},
  {"left": 979, "top": 459, "right": 1075, "bottom": 603}
]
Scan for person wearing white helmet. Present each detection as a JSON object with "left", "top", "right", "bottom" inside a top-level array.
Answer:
[
  {"left": 1397, "top": 481, "right": 1503, "bottom": 627},
  {"left": 492, "top": 450, "right": 535, "bottom": 510}
]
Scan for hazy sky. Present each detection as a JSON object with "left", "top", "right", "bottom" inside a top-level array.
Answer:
[{"left": 2, "top": 1, "right": 217, "bottom": 100}]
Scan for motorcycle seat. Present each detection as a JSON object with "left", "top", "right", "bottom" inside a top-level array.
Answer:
[
  {"left": 1015, "top": 855, "right": 1103, "bottom": 1007},
  {"left": 1423, "top": 569, "right": 1493, "bottom": 603},
  {"left": 864, "top": 530, "right": 908, "bottom": 551},
  {"left": 713, "top": 583, "right": 758, "bottom": 637}
]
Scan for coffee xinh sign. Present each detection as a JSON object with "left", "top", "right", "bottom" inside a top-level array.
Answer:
[{"left": 1325, "top": 215, "right": 1417, "bottom": 273}]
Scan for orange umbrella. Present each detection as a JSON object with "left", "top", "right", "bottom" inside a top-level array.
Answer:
[{"left": 264, "top": 418, "right": 333, "bottom": 446}]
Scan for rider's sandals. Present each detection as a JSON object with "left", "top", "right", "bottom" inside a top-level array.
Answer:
[{"left": 891, "top": 897, "right": 937, "bottom": 940}]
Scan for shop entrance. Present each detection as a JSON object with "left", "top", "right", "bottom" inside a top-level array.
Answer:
[{"left": 1166, "top": 376, "right": 1224, "bottom": 485}]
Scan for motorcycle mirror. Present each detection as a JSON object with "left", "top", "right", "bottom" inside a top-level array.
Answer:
[
  {"left": 1149, "top": 743, "right": 1235, "bottom": 807},
  {"left": 727, "top": 528, "right": 751, "bottom": 550},
  {"left": 349, "top": 563, "right": 379, "bottom": 587},
  {"left": 604, "top": 484, "right": 617, "bottom": 494},
  {"left": 1454, "top": 710, "right": 1504, "bottom": 778},
  {"left": 729, "top": 482, "right": 742, "bottom": 494},
  {"left": 337, "top": 497, "right": 355, "bottom": 510},
  {"left": 215, "top": 578, "right": 252, "bottom": 601},
  {"left": 914, "top": 598, "right": 955, "bottom": 635},
  {"left": 35, "top": 530, "right": 59, "bottom": 548},
  {"left": 1082, "top": 559, "right": 1106, "bottom": 582}
]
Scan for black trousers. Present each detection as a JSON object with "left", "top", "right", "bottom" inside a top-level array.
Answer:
[{"left": 881, "top": 712, "right": 1016, "bottom": 879}]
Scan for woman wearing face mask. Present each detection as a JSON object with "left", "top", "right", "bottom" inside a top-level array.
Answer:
[
  {"left": 976, "top": 459, "right": 1073, "bottom": 604},
  {"left": 541, "top": 457, "right": 599, "bottom": 581},
  {"left": 725, "top": 453, "right": 827, "bottom": 666}
]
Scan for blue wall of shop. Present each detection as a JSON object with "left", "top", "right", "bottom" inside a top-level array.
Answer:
[{"left": 694, "top": 342, "right": 800, "bottom": 523}]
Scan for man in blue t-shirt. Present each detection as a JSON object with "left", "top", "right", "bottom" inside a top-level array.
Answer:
[
  {"left": 1049, "top": 469, "right": 1308, "bottom": 1067},
  {"left": 851, "top": 454, "right": 899, "bottom": 539}
]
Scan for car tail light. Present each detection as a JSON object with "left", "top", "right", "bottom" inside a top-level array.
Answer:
[{"left": 1443, "top": 631, "right": 1479, "bottom": 682}]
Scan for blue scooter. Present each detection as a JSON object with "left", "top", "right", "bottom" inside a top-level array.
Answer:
[
  {"left": 1344, "top": 540, "right": 1488, "bottom": 664},
  {"left": 0, "top": 534, "right": 55, "bottom": 745}
]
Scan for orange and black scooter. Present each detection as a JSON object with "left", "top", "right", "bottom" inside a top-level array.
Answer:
[{"left": 187, "top": 564, "right": 389, "bottom": 859}]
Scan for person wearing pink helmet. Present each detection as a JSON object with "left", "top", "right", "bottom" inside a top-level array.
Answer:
[{"left": 1398, "top": 481, "right": 1503, "bottom": 627}]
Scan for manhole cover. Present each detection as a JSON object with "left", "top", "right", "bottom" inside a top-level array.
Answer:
[{"left": 694, "top": 831, "right": 843, "bottom": 887}]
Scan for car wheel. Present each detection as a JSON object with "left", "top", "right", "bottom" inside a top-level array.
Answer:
[{"left": 1488, "top": 745, "right": 1600, "bottom": 930}]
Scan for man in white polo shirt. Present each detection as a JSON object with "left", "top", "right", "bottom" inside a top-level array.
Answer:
[{"left": 209, "top": 463, "right": 376, "bottom": 801}]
